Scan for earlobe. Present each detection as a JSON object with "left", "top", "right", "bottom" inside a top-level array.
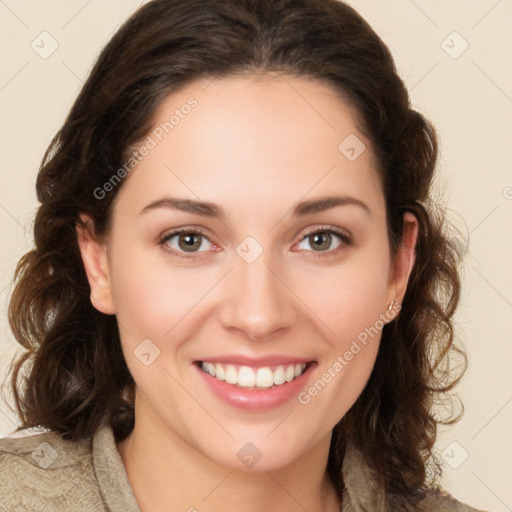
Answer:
[{"left": 76, "top": 214, "right": 115, "bottom": 315}]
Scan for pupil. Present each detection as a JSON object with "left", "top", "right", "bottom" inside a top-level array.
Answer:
[
  {"left": 311, "top": 232, "right": 330, "bottom": 251},
  {"left": 180, "top": 234, "right": 201, "bottom": 251}
]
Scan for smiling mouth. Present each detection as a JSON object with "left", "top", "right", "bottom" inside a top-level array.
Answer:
[{"left": 194, "top": 360, "right": 315, "bottom": 390}]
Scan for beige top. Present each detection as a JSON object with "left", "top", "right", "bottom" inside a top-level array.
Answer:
[{"left": 0, "top": 416, "right": 486, "bottom": 512}]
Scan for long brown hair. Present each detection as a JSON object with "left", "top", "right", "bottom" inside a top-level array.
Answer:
[{"left": 3, "top": 0, "right": 467, "bottom": 505}]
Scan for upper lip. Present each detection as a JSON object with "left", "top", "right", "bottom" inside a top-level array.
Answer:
[{"left": 195, "top": 355, "right": 315, "bottom": 368}]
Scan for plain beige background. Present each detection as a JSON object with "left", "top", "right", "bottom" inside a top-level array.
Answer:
[{"left": 0, "top": 1, "right": 511, "bottom": 510}]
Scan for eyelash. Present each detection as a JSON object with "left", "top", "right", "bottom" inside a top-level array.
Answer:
[{"left": 158, "top": 225, "right": 352, "bottom": 260}]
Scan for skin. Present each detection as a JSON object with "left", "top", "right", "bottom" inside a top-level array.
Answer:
[{"left": 77, "top": 74, "right": 418, "bottom": 512}]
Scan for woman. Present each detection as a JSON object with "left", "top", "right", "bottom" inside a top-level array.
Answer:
[{"left": 0, "top": 0, "right": 488, "bottom": 510}]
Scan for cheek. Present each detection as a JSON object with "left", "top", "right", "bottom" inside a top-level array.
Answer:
[
  {"left": 108, "top": 226, "right": 215, "bottom": 329},
  {"left": 303, "top": 244, "right": 391, "bottom": 342},
  {"left": 111, "top": 265, "right": 209, "bottom": 344},
  {"left": 298, "top": 262, "right": 388, "bottom": 420},
  {"left": 295, "top": 237, "right": 390, "bottom": 408},
  {"left": 107, "top": 246, "right": 209, "bottom": 396}
]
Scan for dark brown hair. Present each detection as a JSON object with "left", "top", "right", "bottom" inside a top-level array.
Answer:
[{"left": 4, "top": 0, "right": 467, "bottom": 506}]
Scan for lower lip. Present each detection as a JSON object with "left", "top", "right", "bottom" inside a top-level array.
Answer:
[{"left": 193, "top": 362, "right": 317, "bottom": 411}]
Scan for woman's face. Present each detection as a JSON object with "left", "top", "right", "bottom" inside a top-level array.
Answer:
[{"left": 80, "top": 74, "right": 416, "bottom": 471}]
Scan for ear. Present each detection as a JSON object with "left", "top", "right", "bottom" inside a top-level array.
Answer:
[
  {"left": 385, "top": 211, "right": 419, "bottom": 320},
  {"left": 76, "top": 214, "right": 115, "bottom": 315}
]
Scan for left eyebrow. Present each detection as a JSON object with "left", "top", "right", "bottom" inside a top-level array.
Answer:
[
  {"left": 291, "top": 195, "right": 371, "bottom": 216},
  {"left": 138, "top": 194, "right": 371, "bottom": 219}
]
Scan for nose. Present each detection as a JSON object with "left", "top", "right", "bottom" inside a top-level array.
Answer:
[{"left": 218, "top": 252, "right": 298, "bottom": 341}]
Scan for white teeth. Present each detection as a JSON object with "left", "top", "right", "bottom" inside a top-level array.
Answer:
[
  {"left": 285, "top": 365, "right": 295, "bottom": 382},
  {"left": 238, "top": 366, "right": 256, "bottom": 387},
  {"left": 215, "top": 363, "right": 225, "bottom": 381},
  {"left": 256, "top": 367, "right": 274, "bottom": 387},
  {"left": 225, "top": 364, "right": 238, "bottom": 385},
  {"left": 273, "top": 366, "right": 286, "bottom": 385},
  {"left": 200, "top": 362, "right": 308, "bottom": 389}
]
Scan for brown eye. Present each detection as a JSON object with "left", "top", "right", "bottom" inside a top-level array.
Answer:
[
  {"left": 308, "top": 232, "right": 333, "bottom": 252},
  {"left": 160, "top": 229, "right": 214, "bottom": 258},
  {"left": 297, "top": 228, "right": 349, "bottom": 254},
  {"left": 177, "top": 233, "right": 203, "bottom": 252}
]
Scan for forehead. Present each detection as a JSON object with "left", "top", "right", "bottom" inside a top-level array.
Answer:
[{"left": 114, "top": 74, "right": 385, "bottom": 219}]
